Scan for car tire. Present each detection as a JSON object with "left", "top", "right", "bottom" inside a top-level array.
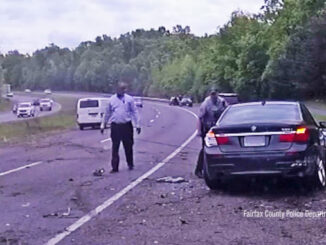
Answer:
[
  {"left": 49, "top": 108, "right": 52, "bottom": 111},
  {"left": 311, "top": 154, "right": 326, "bottom": 189},
  {"left": 79, "top": 125, "right": 84, "bottom": 130},
  {"left": 40, "top": 108, "right": 43, "bottom": 111},
  {"left": 203, "top": 153, "right": 222, "bottom": 190},
  {"left": 303, "top": 151, "right": 326, "bottom": 190}
]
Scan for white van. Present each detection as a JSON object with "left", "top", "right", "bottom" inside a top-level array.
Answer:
[{"left": 76, "top": 97, "right": 110, "bottom": 130}]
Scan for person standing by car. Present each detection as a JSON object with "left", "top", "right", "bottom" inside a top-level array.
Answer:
[
  {"left": 195, "top": 89, "right": 228, "bottom": 178},
  {"left": 100, "top": 82, "right": 141, "bottom": 173}
]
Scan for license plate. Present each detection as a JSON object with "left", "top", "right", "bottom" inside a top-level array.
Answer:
[{"left": 244, "top": 136, "right": 265, "bottom": 147}]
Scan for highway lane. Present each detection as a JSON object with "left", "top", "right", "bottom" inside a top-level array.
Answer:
[
  {"left": 1, "top": 96, "right": 326, "bottom": 244},
  {"left": 0, "top": 100, "right": 198, "bottom": 244},
  {"left": 0, "top": 93, "right": 61, "bottom": 123}
]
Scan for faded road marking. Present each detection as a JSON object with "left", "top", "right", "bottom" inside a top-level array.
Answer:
[
  {"left": 0, "top": 161, "right": 43, "bottom": 177},
  {"left": 46, "top": 107, "right": 198, "bottom": 245}
]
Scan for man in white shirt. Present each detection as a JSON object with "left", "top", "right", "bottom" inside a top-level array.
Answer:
[{"left": 101, "top": 82, "right": 141, "bottom": 173}]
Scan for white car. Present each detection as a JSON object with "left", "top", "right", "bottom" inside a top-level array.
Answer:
[
  {"left": 39, "top": 98, "right": 53, "bottom": 111},
  {"left": 24, "top": 89, "right": 31, "bottom": 93},
  {"left": 77, "top": 97, "right": 110, "bottom": 130},
  {"left": 17, "top": 102, "right": 35, "bottom": 118},
  {"left": 6, "top": 92, "right": 14, "bottom": 97},
  {"left": 44, "top": 89, "right": 52, "bottom": 95}
]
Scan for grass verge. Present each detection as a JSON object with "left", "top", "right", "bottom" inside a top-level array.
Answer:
[
  {"left": 0, "top": 95, "right": 78, "bottom": 143},
  {"left": 0, "top": 98, "right": 12, "bottom": 112}
]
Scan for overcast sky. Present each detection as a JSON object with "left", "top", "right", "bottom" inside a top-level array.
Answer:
[{"left": 0, "top": 0, "right": 264, "bottom": 54}]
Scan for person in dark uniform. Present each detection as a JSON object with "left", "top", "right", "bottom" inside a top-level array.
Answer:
[
  {"left": 100, "top": 82, "right": 141, "bottom": 173},
  {"left": 195, "top": 89, "right": 227, "bottom": 178}
]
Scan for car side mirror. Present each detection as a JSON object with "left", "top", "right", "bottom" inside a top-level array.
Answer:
[{"left": 319, "top": 122, "right": 326, "bottom": 128}]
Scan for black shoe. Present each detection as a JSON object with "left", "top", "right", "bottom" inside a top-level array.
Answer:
[
  {"left": 128, "top": 165, "right": 134, "bottom": 170},
  {"left": 195, "top": 170, "right": 203, "bottom": 178},
  {"left": 110, "top": 169, "right": 118, "bottom": 174}
]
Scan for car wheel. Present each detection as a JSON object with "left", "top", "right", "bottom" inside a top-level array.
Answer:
[
  {"left": 203, "top": 154, "right": 222, "bottom": 190},
  {"left": 40, "top": 108, "right": 43, "bottom": 111},
  {"left": 312, "top": 155, "right": 326, "bottom": 189},
  {"left": 49, "top": 108, "right": 52, "bottom": 111},
  {"left": 79, "top": 125, "right": 84, "bottom": 130}
]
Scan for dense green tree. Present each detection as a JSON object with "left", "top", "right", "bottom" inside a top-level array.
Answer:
[{"left": 0, "top": 2, "right": 325, "bottom": 102}]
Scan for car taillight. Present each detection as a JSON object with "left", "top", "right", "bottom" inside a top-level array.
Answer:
[
  {"left": 216, "top": 136, "right": 229, "bottom": 145},
  {"left": 205, "top": 130, "right": 218, "bottom": 147},
  {"left": 279, "top": 127, "right": 309, "bottom": 143},
  {"left": 205, "top": 130, "right": 230, "bottom": 147}
]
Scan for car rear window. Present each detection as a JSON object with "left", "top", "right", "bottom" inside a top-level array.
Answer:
[
  {"left": 80, "top": 100, "right": 99, "bottom": 108},
  {"left": 219, "top": 103, "right": 301, "bottom": 126},
  {"left": 19, "top": 104, "right": 30, "bottom": 108}
]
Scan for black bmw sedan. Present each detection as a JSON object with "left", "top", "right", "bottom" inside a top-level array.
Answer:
[{"left": 203, "top": 101, "right": 326, "bottom": 190}]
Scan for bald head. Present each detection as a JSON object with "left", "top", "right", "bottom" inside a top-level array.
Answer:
[{"left": 117, "top": 82, "right": 127, "bottom": 96}]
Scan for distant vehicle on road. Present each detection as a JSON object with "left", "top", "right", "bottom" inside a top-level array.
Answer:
[
  {"left": 39, "top": 98, "right": 53, "bottom": 111},
  {"left": 169, "top": 96, "right": 179, "bottom": 106},
  {"left": 134, "top": 97, "right": 143, "bottom": 108},
  {"left": 6, "top": 92, "right": 14, "bottom": 97},
  {"left": 24, "top": 89, "right": 31, "bottom": 93},
  {"left": 44, "top": 89, "right": 52, "bottom": 95},
  {"left": 180, "top": 97, "right": 193, "bottom": 107},
  {"left": 77, "top": 97, "right": 110, "bottom": 130},
  {"left": 219, "top": 93, "right": 239, "bottom": 105},
  {"left": 17, "top": 102, "right": 35, "bottom": 118},
  {"left": 203, "top": 101, "right": 326, "bottom": 190}
]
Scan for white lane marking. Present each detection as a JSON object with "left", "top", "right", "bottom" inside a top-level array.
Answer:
[
  {"left": 100, "top": 138, "right": 111, "bottom": 143},
  {"left": 0, "top": 161, "right": 43, "bottom": 177},
  {"left": 46, "top": 107, "right": 198, "bottom": 245},
  {"left": 155, "top": 115, "right": 159, "bottom": 118},
  {"left": 150, "top": 119, "right": 154, "bottom": 123}
]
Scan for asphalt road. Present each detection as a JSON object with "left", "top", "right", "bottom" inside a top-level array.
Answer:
[
  {"left": 1, "top": 99, "right": 326, "bottom": 245},
  {"left": 0, "top": 93, "right": 61, "bottom": 123},
  {"left": 0, "top": 100, "right": 198, "bottom": 244}
]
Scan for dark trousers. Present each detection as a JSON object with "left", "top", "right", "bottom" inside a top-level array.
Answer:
[
  {"left": 195, "top": 136, "right": 205, "bottom": 173},
  {"left": 111, "top": 122, "right": 134, "bottom": 171}
]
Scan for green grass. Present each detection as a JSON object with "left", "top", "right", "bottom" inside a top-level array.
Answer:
[
  {"left": 0, "top": 95, "right": 77, "bottom": 143},
  {"left": 313, "top": 114, "right": 326, "bottom": 122},
  {"left": 306, "top": 100, "right": 326, "bottom": 111},
  {"left": 0, "top": 99, "right": 12, "bottom": 112}
]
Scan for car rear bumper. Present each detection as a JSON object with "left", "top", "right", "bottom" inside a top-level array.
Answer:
[{"left": 205, "top": 151, "right": 313, "bottom": 178}]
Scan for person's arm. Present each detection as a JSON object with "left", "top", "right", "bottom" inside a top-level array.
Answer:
[
  {"left": 130, "top": 98, "right": 141, "bottom": 134},
  {"left": 220, "top": 97, "right": 228, "bottom": 109},
  {"left": 100, "top": 102, "right": 112, "bottom": 133},
  {"left": 197, "top": 101, "right": 207, "bottom": 136}
]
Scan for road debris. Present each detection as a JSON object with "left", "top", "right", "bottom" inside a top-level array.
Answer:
[
  {"left": 156, "top": 176, "right": 187, "bottom": 184},
  {"left": 43, "top": 207, "right": 72, "bottom": 218},
  {"left": 80, "top": 181, "right": 93, "bottom": 186},
  {"left": 62, "top": 207, "right": 71, "bottom": 216},
  {"left": 93, "top": 168, "right": 105, "bottom": 176},
  {"left": 179, "top": 217, "right": 188, "bottom": 225},
  {"left": 21, "top": 202, "right": 30, "bottom": 208}
]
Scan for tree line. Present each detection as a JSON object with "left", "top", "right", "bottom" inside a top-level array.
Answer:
[{"left": 0, "top": 0, "right": 325, "bottom": 102}]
